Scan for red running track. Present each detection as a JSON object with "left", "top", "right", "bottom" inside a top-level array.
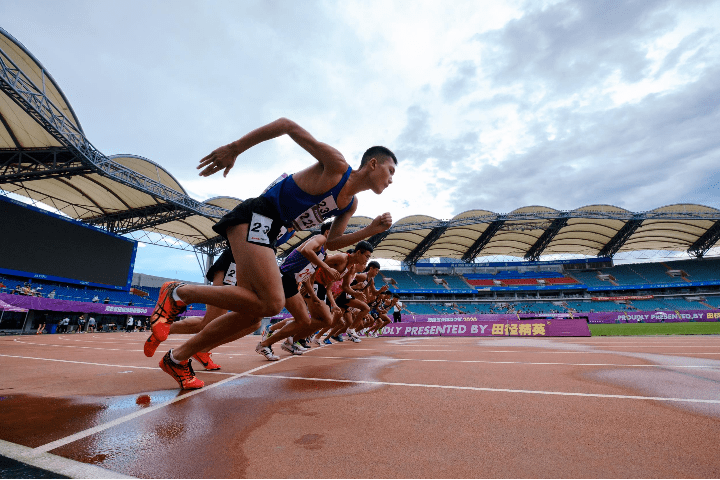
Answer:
[{"left": 1, "top": 332, "right": 720, "bottom": 478}]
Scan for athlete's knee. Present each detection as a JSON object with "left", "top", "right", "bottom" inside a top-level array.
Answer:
[{"left": 251, "top": 289, "right": 285, "bottom": 316}]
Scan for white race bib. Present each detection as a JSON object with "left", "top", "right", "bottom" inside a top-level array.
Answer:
[
  {"left": 224, "top": 261, "right": 237, "bottom": 286},
  {"left": 292, "top": 195, "right": 338, "bottom": 231},
  {"left": 248, "top": 213, "right": 273, "bottom": 244}
]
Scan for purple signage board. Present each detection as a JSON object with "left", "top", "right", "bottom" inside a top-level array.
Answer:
[
  {"left": 382, "top": 319, "right": 590, "bottom": 337},
  {"left": 400, "top": 313, "right": 574, "bottom": 323},
  {"left": 586, "top": 310, "right": 720, "bottom": 324},
  {"left": 0, "top": 293, "right": 204, "bottom": 318}
]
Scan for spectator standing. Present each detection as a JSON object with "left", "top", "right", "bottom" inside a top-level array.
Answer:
[
  {"left": 59, "top": 316, "right": 70, "bottom": 333},
  {"left": 48, "top": 289, "right": 56, "bottom": 299},
  {"left": 36, "top": 313, "right": 47, "bottom": 335},
  {"left": 103, "top": 297, "right": 110, "bottom": 304},
  {"left": 87, "top": 316, "right": 96, "bottom": 332},
  {"left": 393, "top": 295, "right": 406, "bottom": 322},
  {"left": 92, "top": 295, "right": 100, "bottom": 303}
]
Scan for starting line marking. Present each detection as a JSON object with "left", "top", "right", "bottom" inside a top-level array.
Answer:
[
  {"left": 250, "top": 373, "right": 720, "bottom": 405},
  {"left": 27, "top": 355, "right": 296, "bottom": 454},
  {"left": 10, "top": 338, "right": 251, "bottom": 356},
  {"left": 0, "top": 438, "right": 131, "bottom": 479},
  {"left": 0, "top": 353, "right": 236, "bottom": 375}
]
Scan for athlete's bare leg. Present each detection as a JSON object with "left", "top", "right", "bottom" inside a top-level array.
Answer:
[
  {"left": 259, "top": 294, "right": 312, "bottom": 348},
  {"left": 170, "top": 224, "right": 284, "bottom": 362}
]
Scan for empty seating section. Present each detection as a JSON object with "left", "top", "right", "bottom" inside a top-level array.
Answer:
[
  {"left": 465, "top": 271, "right": 578, "bottom": 287},
  {"left": 440, "top": 275, "right": 472, "bottom": 290},
  {"left": 663, "top": 258, "right": 720, "bottom": 282},
  {"left": 383, "top": 271, "right": 423, "bottom": 290},
  {"left": 566, "top": 270, "right": 609, "bottom": 287}
]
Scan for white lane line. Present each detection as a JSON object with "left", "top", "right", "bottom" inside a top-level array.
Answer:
[
  {"left": 0, "top": 353, "right": 234, "bottom": 375},
  {"left": 9, "top": 339, "right": 252, "bottom": 356},
  {"left": 477, "top": 350, "right": 720, "bottom": 354},
  {"left": 250, "top": 374, "right": 720, "bottom": 404},
  {"left": 302, "top": 354, "right": 720, "bottom": 369},
  {"left": 29, "top": 355, "right": 296, "bottom": 454},
  {"left": 0, "top": 438, "right": 132, "bottom": 479}
]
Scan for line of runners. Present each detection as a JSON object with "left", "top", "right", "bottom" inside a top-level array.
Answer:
[{"left": 140, "top": 118, "right": 398, "bottom": 389}]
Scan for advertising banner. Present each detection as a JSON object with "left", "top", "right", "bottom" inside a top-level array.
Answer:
[
  {"left": 400, "top": 313, "right": 575, "bottom": 323},
  {"left": 586, "top": 310, "right": 720, "bottom": 324},
  {"left": 0, "top": 293, "right": 203, "bottom": 317},
  {"left": 382, "top": 318, "right": 590, "bottom": 337}
]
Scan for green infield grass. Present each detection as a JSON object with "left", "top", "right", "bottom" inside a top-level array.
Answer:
[{"left": 589, "top": 322, "right": 720, "bottom": 336}]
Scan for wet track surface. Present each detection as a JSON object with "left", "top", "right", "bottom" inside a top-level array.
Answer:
[{"left": 1, "top": 333, "right": 720, "bottom": 477}]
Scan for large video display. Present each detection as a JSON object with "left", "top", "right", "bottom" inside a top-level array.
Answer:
[{"left": 0, "top": 196, "right": 137, "bottom": 289}]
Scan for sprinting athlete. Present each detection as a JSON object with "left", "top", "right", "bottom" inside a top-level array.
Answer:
[
  {"left": 296, "top": 243, "right": 372, "bottom": 347},
  {"left": 343, "top": 261, "right": 387, "bottom": 338},
  {"left": 143, "top": 248, "right": 260, "bottom": 372},
  {"left": 366, "top": 291, "right": 394, "bottom": 336},
  {"left": 254, "top": 221, "right": 339, "bottom": 359},
  {"left": 149, "top": 118, "right": 396, "bottom": 389},
  {"left": 259, "top": 241, "right": 373, "bottom": 358}
]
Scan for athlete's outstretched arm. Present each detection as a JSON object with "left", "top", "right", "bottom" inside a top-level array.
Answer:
[
  {"left": 325, "top": 200, "right": 393, "bottom": 251},
  {"left": 299, "top": 235, "right": 340, "bottom": 281},
  {"left": 198, "top": 118, "right": 347, "bottom": 177}
]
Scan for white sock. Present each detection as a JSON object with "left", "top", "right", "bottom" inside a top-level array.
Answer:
[
  {"left": 169, "top": 349, "right": 181, "bottom": 364},
  {"left": 172, "top": 285, "right": 184, "bottom": 303}
]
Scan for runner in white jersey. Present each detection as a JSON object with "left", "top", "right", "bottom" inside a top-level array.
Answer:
[{"left": 147, "top": 118, "right": 397, "bottom": 389}]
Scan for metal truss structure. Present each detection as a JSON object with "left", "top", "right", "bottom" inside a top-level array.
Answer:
[
  {"left": 3, "top": 26, "right": 720, "bottom": 275},
  {"left": 0, "top": 40, "right": 225, "bottom": 220}
]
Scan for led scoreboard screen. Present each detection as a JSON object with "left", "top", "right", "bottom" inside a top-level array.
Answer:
[{"left": 0, "top": 196, "right": 137, "bottom": 290}]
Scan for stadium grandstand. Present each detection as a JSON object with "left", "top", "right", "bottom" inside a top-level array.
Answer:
[{"left": 2, "top": 24, "right": 720, "bottom": 334}]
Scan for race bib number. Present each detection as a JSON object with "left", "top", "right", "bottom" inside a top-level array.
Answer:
[
  {"left": 295, "top": 264, "right": 317, "bottom": 283},
  {"left": 248, "top": 213, "right": 273, "bottom": 244},
  {"left": 292, "top": 196, "right": 338, "bottom": 231},
  {"left": 223, "top": 262, "right": 237, "bottom": 286}
]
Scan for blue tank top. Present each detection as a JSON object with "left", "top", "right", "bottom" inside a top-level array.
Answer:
[{"left": 261, "top": 167, "right": 355, "bottom": 231}]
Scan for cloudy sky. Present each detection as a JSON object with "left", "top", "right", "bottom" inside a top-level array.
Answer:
[{"left": 3, "top": 0, "right": 720, "bottom": 281}]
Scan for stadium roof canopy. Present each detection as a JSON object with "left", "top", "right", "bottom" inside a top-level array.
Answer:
[{"left": 3, "top": 26, "right": 720, "bottom": 266}]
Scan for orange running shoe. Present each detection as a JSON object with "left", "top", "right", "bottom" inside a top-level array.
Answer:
[
  {"left": 143, "top": 330, "right": 165, "bottom": 357},
  {"left": 149, "top": 282, "right": 187, "bottom": 342},
  {"left": 192, "top": 352, "right": 221, "bottom": 370},
  {"left": 159, "top": 351, "right": 204, "bottom": 389}
]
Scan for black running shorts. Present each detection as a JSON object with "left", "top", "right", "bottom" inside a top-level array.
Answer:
[
  {"left": 281, "top": 271, "right": 300, "bottom": 299},
  {"left": 335, "top": 292, "right": 352, "bottom": 310},
  {"left": 212, "top": 196, "right": 284, "bottom": 251},
  {"left": 205, "top": 248, "right": 236, "bottom": 285},
  {"left": 303, "top": 283, "right": 329, "bottom": 306}
]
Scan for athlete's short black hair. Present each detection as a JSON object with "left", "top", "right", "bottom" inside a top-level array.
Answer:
[
  {"left": 393, "top": 293, "right": 400, "bottom": 299},
  {"left": 364, "top": 260, "right": 381, "bottom": 271},
  {"left": 359, "top": 146, "right": 397, "bottom": 169},
  {"left": 320, "top": 222, "right": 332, "bottom": 235},
  {"left": 355, "top": 241, "right": 374, "bottom": 254}
]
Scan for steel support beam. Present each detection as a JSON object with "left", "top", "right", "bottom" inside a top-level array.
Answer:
[
  {"left": 0, "top": 148, "right": 93, "bottom": 182},
  {"left": 404, "top": 225, "right": 449, "bottom": 265},
  {"left": 688, "top": 220, "right": 720, "bottom": 258},
  {"left": 0, "top": 41, "right": 226, "bottom": 219},
  {"left": 85, "top": 203, "right": 193, "bottom": 234},
  {"left": 461, "top": 217, "right": 506, "bottom": 262},
  {"left": 598, "top": 215, "right": 645, "bottom": 257},
  {"left": 524, "top": 213, "right": 571, "bottom": 261},
  {"left": 193, "top": 237, "right": 228, "bottom": 257},
  {"left": 367, "top": 230, "right": 391, "bottom": 248}
]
